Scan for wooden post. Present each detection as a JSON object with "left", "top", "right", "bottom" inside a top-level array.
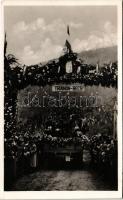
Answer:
[{"left": 96, "top": 62, "right": 99, "bottom": 73}]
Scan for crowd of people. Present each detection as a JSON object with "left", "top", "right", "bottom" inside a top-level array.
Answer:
[
  {"left": 90, "top": 133, "right": 117, "bottom": 180},
  {"left": 41, "top": 107, "right": 114, "bottom": 137},
  {"left": 4, "top": 125, "right": 41, "bottom": 189}
]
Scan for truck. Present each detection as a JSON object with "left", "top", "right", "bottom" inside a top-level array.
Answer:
[{"left": 40, "top": 134, "right": 86, "bottom": 167}]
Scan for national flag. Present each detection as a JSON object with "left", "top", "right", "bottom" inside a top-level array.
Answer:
[{"left": 65, "top": 39, "right": 72, "bottom": 52}]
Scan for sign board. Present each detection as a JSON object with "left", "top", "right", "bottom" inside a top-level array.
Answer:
[
  {"left": 52, "top": 85, "right": 84, "bottom": 92},
  {"left": 65, "top": 156, "right": 71, "bottom": 162}
]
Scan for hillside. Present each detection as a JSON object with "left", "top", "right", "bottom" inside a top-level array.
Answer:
[{"left": 79, "top": 46, "right": 117, "bottom": 65}]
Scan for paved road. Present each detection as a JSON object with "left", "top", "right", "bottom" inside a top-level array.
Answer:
[{"left": 10, "top": 151, "right": 116, "bottom": 191}]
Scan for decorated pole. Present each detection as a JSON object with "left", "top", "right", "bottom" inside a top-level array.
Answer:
[{"left": 4, "top": 35, "right": 18, "bottom": 138}]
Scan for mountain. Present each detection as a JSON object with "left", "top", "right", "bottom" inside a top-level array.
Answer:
[{"left": 79, "top": 46, "right": 117, "bottom": 65}]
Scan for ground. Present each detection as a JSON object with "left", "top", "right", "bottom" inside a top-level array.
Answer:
[
  {"left": 10, "top": 150, "right": 116, "bottom": 191},
  {"left": 11, "top": 169, "right": 115, "bottom": 191}
]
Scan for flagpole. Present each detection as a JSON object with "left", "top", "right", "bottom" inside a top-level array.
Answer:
[
  {"left": 62, "top": 25, "right": 72, "bottom": 55},
  {"left": 67, "top": 25, "right": 71, "bottom": 45}
]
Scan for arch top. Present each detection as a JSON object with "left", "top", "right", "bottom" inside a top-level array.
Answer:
[{"left": 5, "top": 50, "right": 117, "bottom": 90}]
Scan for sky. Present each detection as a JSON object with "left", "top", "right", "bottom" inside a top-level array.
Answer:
[{"left": 4, "top": 6, "right": 117, "bottom": 65}]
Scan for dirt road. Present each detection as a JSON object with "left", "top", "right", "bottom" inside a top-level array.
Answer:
[
  {"left": 11, "top": 168, "right": 115, "bottom": 191},
  {"left": 10, "top": 151, "right": 116, "bottom": 191}
]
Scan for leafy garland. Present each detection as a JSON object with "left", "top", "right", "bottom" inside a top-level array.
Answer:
[
  {"left": 41, "top": 132, "right": 89, "bottom": 147},
  {"left": 4, "top": 130, "right": 89, "bottom": 159},
  {"left": 8, "top": 54, "right": 117, "bottom": 90}
]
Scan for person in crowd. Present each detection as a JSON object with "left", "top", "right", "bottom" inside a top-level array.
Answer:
[{"left": 30, "top": 142, "right": 37, "bottom": 171}]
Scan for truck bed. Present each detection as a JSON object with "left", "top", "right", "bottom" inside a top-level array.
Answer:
[{"left": 42, "top": 143, "right": 83, "bottom": 162}]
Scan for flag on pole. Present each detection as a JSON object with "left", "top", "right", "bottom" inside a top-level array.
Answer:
[
  {"left": 65, "top": 39, "right": 72, "bottom": 53},
  {"left": 62, "top": 25, "right": 72, "bottom": 54},
  {"left": 65, "top": 40, "right": 71, "bottom": 50},
  {"left": 67, "top": 25, "right": 70, "bottom": 36}
]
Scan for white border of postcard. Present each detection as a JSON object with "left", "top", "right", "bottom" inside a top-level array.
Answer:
[{"left": 0, "top": 0, "right": 122, "bottom": 199}]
